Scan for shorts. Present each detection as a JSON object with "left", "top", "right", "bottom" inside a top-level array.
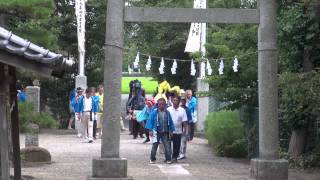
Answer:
[{"left": 97, "top": 113, "right": 103, "bottom": 129}]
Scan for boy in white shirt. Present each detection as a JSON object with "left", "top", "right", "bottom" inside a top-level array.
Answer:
[{"left": 167, "top": 96, "right": 188, "bottom": 162}]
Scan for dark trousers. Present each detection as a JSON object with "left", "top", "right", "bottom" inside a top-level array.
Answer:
[
  {"left": 189, "top": 122, "right": 195, "bottom": 141},
  {"left": 142, "top": 120, "right": 149, "bottom": 140},
  {"left": 172, "top": 134, "right": 182, "bottom": 159},
  {"left": 129, "top": 118, "right": 133, "bottom": 134},
  {"left": 151, "top": 132, "right": 172, "bottom": 161},
  {"left": 93, "top": 120, "right": 97, "bottom": 139},
  {"left": 132, "top": 119, "right": 143, "bottom": 138}
]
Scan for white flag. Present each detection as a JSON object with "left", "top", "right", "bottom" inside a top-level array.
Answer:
[
  {"left": 233, "top": 56, "right": 239, "bottom": 72},
  {"left": 159, "top": 57, "right": 165, "bottom": 74},
  {"left": 219, "top": 59, "right": 224, "bottom": 75},
  {"left": 190, "top": 59, "right": 197, "bottom": 76},
  {"left": 207, "top": 60, "right": 213, "bottom": 75},
  {"left": 185, "top": 0, "right": 207, "bottom": 53},
  {"left": 171, "top": 60, "right": 178, "bottom": 75},
  {"left": 146, "top": 56, "right": 152, "bottom": 71},
  {"left": 75, "top": 0, "right": 86, "bottom": 70},
  {"left": 133, "top": 52, "right": 140, "bottom": 69},
  {"left": 185, "top": 0, "right": 202, "bottom": 53}
]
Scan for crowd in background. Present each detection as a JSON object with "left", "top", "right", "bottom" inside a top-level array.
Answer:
[{"left": 67, "top": 80, "right": 197, "bottom": 164}]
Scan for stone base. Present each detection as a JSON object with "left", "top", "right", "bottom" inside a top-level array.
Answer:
[
  {"left": 87, "top": 158, "right": 130, "bottom": 180},
  {"left": 20, "top": 146, "right": 51, "bottom": 162},
  {"left": 87, "top": 177, "right": 133, "bottom": 180},
  {"left": 249, "top": 159, "right": 288, "bottom": 180}
]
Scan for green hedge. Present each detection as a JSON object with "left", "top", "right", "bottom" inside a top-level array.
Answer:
[
  {"left": 19, "top": 102, "right": 58, "bottom": 132},
  {"left": 205, "top": 110, "right": 247, "bottom": 158}
]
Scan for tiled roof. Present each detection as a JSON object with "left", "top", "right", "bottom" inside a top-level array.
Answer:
[{"left": 0, "top": 26, "right": 73, "bottom": 77}]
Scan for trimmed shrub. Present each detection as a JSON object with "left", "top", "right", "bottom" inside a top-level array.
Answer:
[
  {"left": 205, "top": 110, "right": 247, "bottom": 157},
  {"left": 19, "top": 102, "right": 58, "bottom": 132}
]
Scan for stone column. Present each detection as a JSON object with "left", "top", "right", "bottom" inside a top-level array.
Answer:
[
  {"left": 25, "top": 86, "right": 40, "bottom": 148},
  {"left": 25, "top": 123, "right": 39, "bottom": 147},
  {"left": 25, "top": 86, "right": 40, "bottom": 112},
  {"left": 196, "top": 78, "right": 209, "bottom": 132},
  {"left": 250, "top": 0, "right": 288, "bottom": 179},
  {"left": 88, "top": 0, "right": 130, "bottom": 179}
]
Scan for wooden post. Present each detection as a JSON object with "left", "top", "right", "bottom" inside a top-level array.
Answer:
[
  {"left": 0, "top": 63, "right": 10, "bottom": 180},
  {"left": 9, "top": 66, "right": 21, "bottom": 180}
]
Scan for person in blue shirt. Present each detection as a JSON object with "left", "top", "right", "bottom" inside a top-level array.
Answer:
[
  {"left": 91, "top": 87, "right": 100, "bottom": 139},
  {"left": 17, "top": 89, "right": 26, "bottom": 102},
  {"left": 71, "top": 87, "right": 84, "bottom": 138},
  {"left": 146, "top": 98, "right": 175, "bottom": 164},
  {"left": 186, "top": 89, "right": 197, "bottom": 141},
  {"left": 178, "top": 97, "right": 193, "bottom": 160}
]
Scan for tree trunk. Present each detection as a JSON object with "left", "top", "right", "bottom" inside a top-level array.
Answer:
[{"left": 288, "top": 129, "right": 307, "bottom": 158}]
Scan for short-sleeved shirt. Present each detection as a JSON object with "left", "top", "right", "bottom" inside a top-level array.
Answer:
[
  {"left": 167, "top": 106, "right": 188, "bottom": 134},
  {"left": 96, "top": 93, "right": 104, "bottom": 112}
]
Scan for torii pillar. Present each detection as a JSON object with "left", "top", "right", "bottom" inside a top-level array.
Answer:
[
  {"left": 88, "top": 0, "right": 288, "bottom": 179},
  {"left": 88, "top": 0, "right": 130, "bottom": 179},
  {"left": 249, "top": 0, "right": 288, "bottom": 179}
]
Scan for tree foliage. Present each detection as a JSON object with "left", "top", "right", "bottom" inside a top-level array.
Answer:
[
  {"left": 278, "top": 2, "right": 320, "bottom": 72},
  {"left": 203, "top": 0, "right": 258, "bottom": 110}
]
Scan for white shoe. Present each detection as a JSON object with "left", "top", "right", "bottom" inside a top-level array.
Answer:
[
  {"left": 77, "top": 134, "right": 82, "bottom": 138},
  {"left": 177, "top": 154, "right": 185, "bottom": 160},
  {"left": 149, "top": 160, "right": 156, "bottom": 164}
]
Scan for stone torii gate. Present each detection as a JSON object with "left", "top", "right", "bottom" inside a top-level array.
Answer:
[{"left": 89, "top": 0, "right": 288, "bottom": 179}]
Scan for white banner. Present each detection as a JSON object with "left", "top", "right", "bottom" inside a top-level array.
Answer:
[
  {"left": 75, "top": 0, "right": 86, "bottom": 76},
  {"left": 185, "top": 0, "right": 206, "bottom": 53}
]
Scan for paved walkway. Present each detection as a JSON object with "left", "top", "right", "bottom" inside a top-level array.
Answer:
[{"left": 19, "top": 130, "right": 320, "bottom": 180}]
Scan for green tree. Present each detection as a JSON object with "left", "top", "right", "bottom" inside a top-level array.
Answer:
[{"left": 278, "top": 0, "right": 320, "bottom": 158}]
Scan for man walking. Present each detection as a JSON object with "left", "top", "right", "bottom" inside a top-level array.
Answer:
[
  {"left": 146, "top": 98, "right": 175, "bottom": 164},
  {"left": 178, "top": 97, "right": 192, "bottom": 160},
  {"left": 71, "top": 87, "right": 84, "bottom": 138},
  {"left": 79, "top": 88, "right": 99, "bottom": 143},
  {"left": 167, "top": 96, "right": 188, "bottom": 162},
  {"left": 186, "top": 89, "right": 197, "bottom": 141}
]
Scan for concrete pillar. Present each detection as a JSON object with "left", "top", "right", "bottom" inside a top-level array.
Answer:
[
  {"left": 196, "top": 78, "right": 209, "bottom": 132},
  {"left": 250, "top": 0, "right": 288, "bottom": 179},
  {"left": 0, "top": 63, "right": 10, "bottom": 180},
  {"left": 88, "top": 0, "right": 130, "bottom": 179},
  {"left": 25, "top": 86, "right": 40, "bottom": 112}
]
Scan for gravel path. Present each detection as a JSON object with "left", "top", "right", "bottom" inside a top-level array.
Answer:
[{"left": 19, "top": 130, "right": 320, "bottom": 180}]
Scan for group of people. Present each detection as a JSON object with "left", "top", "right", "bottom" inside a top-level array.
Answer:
[
  {"left": 68, "top": 80, "right": 197, "bottom": 164},
  {"left": 126, "top": 79, "right": 197, "bottom": 164},
  {"left": 68, "top": 85, "right": 104, "bottom": 143}
]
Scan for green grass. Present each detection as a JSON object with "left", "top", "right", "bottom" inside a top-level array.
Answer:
[{"left": 122, "top": 77, "right": 158, "bottom": 94}]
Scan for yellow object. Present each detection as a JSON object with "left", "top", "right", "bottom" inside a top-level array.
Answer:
[
  {"left": 154, "top": 80, "right": 181, "bottom": 102},
  {"left": 96, "top": 93, "right": 104, "bottom": 112}
]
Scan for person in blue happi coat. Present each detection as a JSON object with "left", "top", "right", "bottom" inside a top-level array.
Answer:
[{"left": 146, "top": 98, "right": 175, "bottom": 164}]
